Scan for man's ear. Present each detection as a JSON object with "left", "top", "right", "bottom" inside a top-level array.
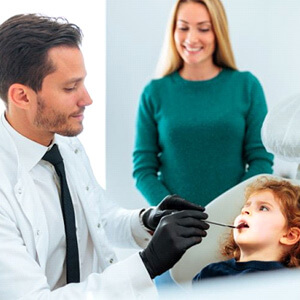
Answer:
[
  {"left": 7, "top": 83, "right": 34, "bottom": 109},
  {"left": 280, "top": 227, "right": 300, "bottom": 246}
]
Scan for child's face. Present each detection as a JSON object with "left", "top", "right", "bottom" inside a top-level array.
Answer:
[{"left": 233, "top": 190, "right": 288, "bottom": 257}]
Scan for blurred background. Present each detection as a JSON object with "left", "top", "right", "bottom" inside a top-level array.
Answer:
[{"left": 106, "top": 0, "right": 300, "bottom": 209}]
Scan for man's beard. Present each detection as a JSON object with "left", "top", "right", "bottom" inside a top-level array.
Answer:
[{"left": 33, "top": 95, "right": 83, "bottom": 137}]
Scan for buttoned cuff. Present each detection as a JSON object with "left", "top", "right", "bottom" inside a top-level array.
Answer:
[{"left": 130, "top": 209, "right": 152, "bottom": 249}]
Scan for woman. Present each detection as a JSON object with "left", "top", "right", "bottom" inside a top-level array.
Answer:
[{"left": 133, "top": 0, "right": 273, "bottom": 207}]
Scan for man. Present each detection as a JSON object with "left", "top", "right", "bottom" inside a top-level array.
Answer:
[{"left": 0, "top": 14, "right": 209, "bottom": 299}]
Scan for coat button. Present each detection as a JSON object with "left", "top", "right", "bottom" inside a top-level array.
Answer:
[
  {"left": 18, "top": 187, "right": 22, "bottom": 194},
  {"left": 97, "top": 223, "right": 101, "bottom": 228},
  {"left": 109, "top": 258, "right": 114, "bottom": 264},
  {"left": 74, "top": 149, "right": 79, "bottom": 154}
]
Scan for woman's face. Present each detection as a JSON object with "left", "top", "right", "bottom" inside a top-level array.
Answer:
[{"left": 174, "top": 1, "right": 216, "bottom": 68}]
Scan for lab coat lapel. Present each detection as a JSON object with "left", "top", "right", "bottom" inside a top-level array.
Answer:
[
  {"left": 59, "top": 140, "right": 117, "bottom": 269},
  {"left": 76, "top": 183, "right": 118, "bottom": 269},
  {"left": 14, "top": 170, "right": 49, "bottom": 271}
]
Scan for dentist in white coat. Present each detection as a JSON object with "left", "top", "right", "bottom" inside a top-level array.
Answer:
[{"left": 0, "top": 14, "right": 209, "bottom": 299}]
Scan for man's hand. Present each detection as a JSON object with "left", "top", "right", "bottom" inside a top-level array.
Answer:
[
  {"left": 140, "top": 210, "right": 209, "bottom": 279},
  {"left": 142, "top": 194, "right": 205, "bottom": 231}
]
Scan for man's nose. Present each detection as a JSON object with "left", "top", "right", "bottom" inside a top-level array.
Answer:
[{"left": 79, "top": 86, "right": 93, "bottom": 107}]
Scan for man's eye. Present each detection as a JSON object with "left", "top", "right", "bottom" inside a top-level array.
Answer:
[{"left": 64, "top": 87, "right": 76, "bottom": 92}]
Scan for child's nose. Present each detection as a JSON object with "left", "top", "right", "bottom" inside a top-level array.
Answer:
[{"left": 241, "top": 208, "right": 250, "bottom": 215}]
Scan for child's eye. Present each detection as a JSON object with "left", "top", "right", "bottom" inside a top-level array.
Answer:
[{"left": 260, "top": 206, "right": 269, "bottom": 212}]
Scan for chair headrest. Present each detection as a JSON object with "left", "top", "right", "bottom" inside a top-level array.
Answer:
[{"left": 262, "top": 94, "right": 300, "bottom": 162}]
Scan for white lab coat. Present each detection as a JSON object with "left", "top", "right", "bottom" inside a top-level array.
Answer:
[{"left": 0, "top": 118, "right": 157, "bottom": 299}]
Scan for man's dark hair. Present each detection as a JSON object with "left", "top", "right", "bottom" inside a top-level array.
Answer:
[{"left": 0, "top": 13, "right": 83, "bottom": 105}]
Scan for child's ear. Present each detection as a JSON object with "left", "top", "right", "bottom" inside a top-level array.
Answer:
[{"left": 280, "top": 227, "right": 300, "bottom": 246}]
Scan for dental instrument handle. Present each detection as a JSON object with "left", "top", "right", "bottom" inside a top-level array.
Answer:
[{"left": 205, "top": 220, "right": 237, "bottom": 229}]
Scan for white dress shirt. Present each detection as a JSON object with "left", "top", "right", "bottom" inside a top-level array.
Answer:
[
  {"left": 0, "top": 113, "right": 156, "bottom": 299},
  {"left": 2, "top": 116, "right": 94, "bottom": 289}
]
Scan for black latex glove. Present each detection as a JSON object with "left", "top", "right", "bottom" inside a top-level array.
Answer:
[
  {"left": 142, "top": 194, "right": 205, "bottom": 231},
  {"left": 140, "top": 210, "right": 209, "bottom": 279}
]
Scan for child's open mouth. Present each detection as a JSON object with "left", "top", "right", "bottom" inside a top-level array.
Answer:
[{"left": 237, "top": 222, "right": 249, "bottom": 229}]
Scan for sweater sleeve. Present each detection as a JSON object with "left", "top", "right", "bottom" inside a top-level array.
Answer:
[
  {"left": 241, "top": 74, "right": 274, "bottom": 181},
  {"left": 133, "top": 84, "right": 171, "bottom": 205}
]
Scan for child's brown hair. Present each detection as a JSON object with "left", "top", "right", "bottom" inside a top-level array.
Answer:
[{"left": 222, "top": 176, "right": 300, "bottom": 267}]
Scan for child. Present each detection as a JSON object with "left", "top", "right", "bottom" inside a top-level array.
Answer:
[{"left": 193, "top": 176, "right": 300, "bottom": 282}]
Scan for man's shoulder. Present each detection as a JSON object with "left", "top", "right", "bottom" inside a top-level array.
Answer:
[
  {"left": 0, "top": 142, "right": 18, "bottom": 192},
  {"left": 0, "top": 126, "right": 18, "bottom": 178}
]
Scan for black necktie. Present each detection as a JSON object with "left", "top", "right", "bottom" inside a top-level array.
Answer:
[{"left": 42, "top": 144, "right": 80, "bottom": 283}]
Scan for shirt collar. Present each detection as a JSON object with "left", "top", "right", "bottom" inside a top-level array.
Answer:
[{"left": 1, "top": 113, "right": 51, "bottom": 172}]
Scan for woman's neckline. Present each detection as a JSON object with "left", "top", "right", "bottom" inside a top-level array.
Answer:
[
  {"left": 173, "top": 68, "right": 227, "bottom": 85},
  {"left": 179, "top": 66, "right": 223, "bottom": 81}
]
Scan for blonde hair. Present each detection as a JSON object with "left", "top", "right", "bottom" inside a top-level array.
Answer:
[
  {"left": 155, "top": 0, "right": 237, "bottom": 78},
  {"left": 222, "top": 177, "right": 300, "bottom": 268}
]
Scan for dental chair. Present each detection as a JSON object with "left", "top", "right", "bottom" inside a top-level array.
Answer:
[
  {"left": 171, "top": 94, "right": 300, "bottom": 288},
  {"left": 171, "top": 174, "right": 300, "bottom": 288},
  {"left": 170, "top": 175, "right": 268, "bottom": 286}
]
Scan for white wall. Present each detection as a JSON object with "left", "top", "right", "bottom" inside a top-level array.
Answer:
[
  {"left": 223, "top": 0, "right": 300, "bottom": 179},
  {"left": 0, "top": 0, "right": 106, "bottom": 187},
  {"left": 106, "top": 0, "right": 173, "bottom": 208},
  {"left": 106, "top": 0, "right": 300, "bottom": 209},
  {"left": 223, "top": 0, "right": 300, "bottom": 108}
]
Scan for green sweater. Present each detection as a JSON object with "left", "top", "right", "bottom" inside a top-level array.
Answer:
[{"left": 133, "top": 69, "right": 273, "bottom": 206}]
